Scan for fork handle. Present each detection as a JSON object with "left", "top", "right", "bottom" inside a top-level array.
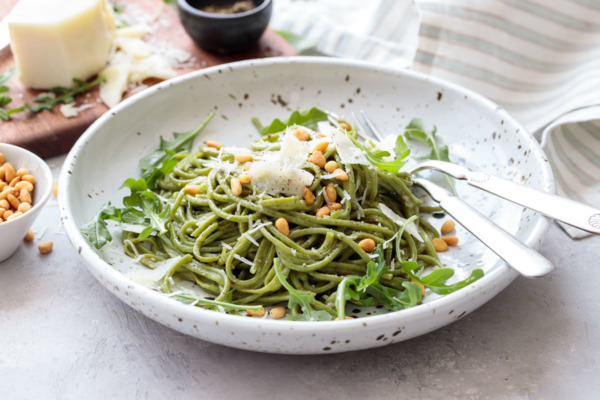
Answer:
[
  {"left": 438, "top": 196, "right": 554, "bottom": 278},
  {"left": 466, "top": 172, "right": 600, "bottom": 235}
]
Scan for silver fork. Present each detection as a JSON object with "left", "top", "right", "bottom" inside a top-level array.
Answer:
[{"left": 328, "top": 110, "right": 554, "bottom": 278}]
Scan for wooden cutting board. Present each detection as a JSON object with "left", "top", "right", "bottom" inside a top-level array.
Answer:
[{"left": 0, "top": 0, "right": 296, "bottom": 158}]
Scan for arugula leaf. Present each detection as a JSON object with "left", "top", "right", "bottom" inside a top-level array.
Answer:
[
  {"left": 255, "top": 107, "right": 329, "bottom": 135},
  {"left": 170, "top": 287, "right": 263, "bottom": 313},
  {"left": 335, "top": 246, "right": 422, "bottom": 319},
  {"left": 274, "top": 259, "right": 333, "bottom": 321},
  {"left": 401, "top": 261, "right": 484, "bottom": 295},
  {"left": 139, "top": 113, "right": 214, "bottom": 187},
  {"left": 80, "top": 202, "right": 124, "bottom": 249},
  {"left": 1, "top": 75, "right": 106, "bottom": 121},
  {"left": 0, "top": 68, "right": 16, "bottom": 86},
  {"left": 404, "top": 118, "right": 456, "bottom": 194},
  {"left": 346, "top": 130, "right": 410, "bottom": 172}
]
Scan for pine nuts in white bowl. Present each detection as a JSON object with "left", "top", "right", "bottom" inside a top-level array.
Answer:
[{"left": 0, "top": 144, "right": 53, "bottom": 262}]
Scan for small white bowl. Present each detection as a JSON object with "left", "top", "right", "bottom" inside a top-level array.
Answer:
[{"left": 0, "top": 143, "right": 53, "bottom": 262}]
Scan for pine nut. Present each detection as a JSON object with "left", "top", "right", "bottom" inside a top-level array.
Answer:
[
  {"left": 275, "top": 217, "right": 290, "bottom": 236},
  {"left": 269, "top": 307, "right": 287, "bottom": 319},
  {"left": 303, "top": 187, "right": 315, "bottom": 205},
  {"left": 18, "top": 202, "right": 31, "bottom": 213},
  {"left": 52, "top": 181, "right": 58, "bottom": 197},
  {"left": 206, "top": 140, "right": 222, "bottom": 150},
  {"left": 0, "top": 181, "right": 5, "bottom": 191},
  {"left": 333, "top": 169, "right": 349, "bottom": 181},
  {"left": 308, "top": 150, "right": 326, "bottom": 169},
  {"left": 235, "top": 154, "right": 253, "bottom": 163},
  {"left": 313, "top": 141, "right": 329, "bottom": 153},
  {"left": 293, "top": 128, "right": 310, "bottom": 141},
  {"left": 38, "top": 241, "right": 53, "bottom": 254},
  {"left": 442, "top": 236, "right": 459, "bottom": 246},
  {"left": 0, "top": 153, "right": 4, "bottom": 165},
  {"left": 432, "top": 238, "right": 448, "bottom": 252},
  {"left": 3, "top": 163, "right": 15, "bottom": 182},
  {"left": 441, "top": 220, "right": 456, "bottom": 234},
  {"left": 316, "top": 206, "right": 330, "bottom": 218},
  {"left": 358, "top": 238, "right": 376, "bottom": 252},
  {"left": 411, "top": 279, "right": 426, "bottom": 297},
  {"left": 339, "top": 122, "right": 352, "bottom": 131},
  {"left": 7, "top": 193, "right": 19, "bottom": 209},
  {"left": 238, "top": 174, "right": 251, "bottom": 184},
  {"left": 15, "top": 181, "right": 33, "bottom": 192},
  {"left": 185, "top": 185, "right": 202, "bottom": 196},
  {"left": 24, "top": 229, "right": 35, "bottom": 242},
  {"left": 324, "top": 183, "right": 337, "bottom": 203},
  {"left": 3, "top": 210, "right": 12, "bottom": 220},
  {"left": 230, "top": 177, "right": 242, "bottom": 196},
  {"left": 16, "top": 168, "right": 28, "bottom": 177},
  {"left": 6, "top": 211, "right": 22, "bottom": 221},
  {"left": 22, "top": 174, "right": 35, "bottom": 184},
  {"left": 324, "top": 161, "right": 338, "bottom": 173},
  {"left": 334, "top": 316, "right": 354, "bottom": 320},
  {"left": 20, "top": 189, "right": 32, "bottom": 204},
  {"left": 247, "top": 307, "right": 265, "bottom": 317},
  {"left": 330, "top": 202, "right": 342, "bottom": 211},
  {"left": 0, "top": 199, "right": 8, "bottom": 209},
  {"left": 9, "top": 176, "right": 20, "bottom": 187}
]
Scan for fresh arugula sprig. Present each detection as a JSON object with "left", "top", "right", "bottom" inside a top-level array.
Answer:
[
  {"left": 170, "top": 287, "right": 264, "bottom": 313},
  {"left": 335, "top": 246, "right": 422, "bottom": 319},
  {"left": 252, "top": 107, "right": 329, "bottom": 135},
  {"left": 81, "top": 114, "right": 215, "bottom": 249},
  {"left": 0, "top": 74, "right": 106, "bottom": 121},
  {"left": 140, "top": 112, "right": 215, "bottom": 188},
  {"left": 0, "top": 68, "right": 18, "bottom": 121},
  {"left": 274, "top": 259, "right": 334, "bottom": 321},
  {"left": 401, "top": 261, "right": 484, "bottom": 295},
  {"left": 345, "top": 129, "right": 411, "bottom": 173},
  {"left": 404, "top": 118, "right": 457, "bottom": 195}
]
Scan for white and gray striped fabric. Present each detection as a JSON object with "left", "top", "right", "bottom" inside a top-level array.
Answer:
[{"left": 271, "top": 0, "right": 600, "bottom": 238}]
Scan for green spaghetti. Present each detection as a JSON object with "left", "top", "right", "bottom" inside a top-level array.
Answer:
[{"left": 82, "top": 108, "right": 483, "bottom": 321}]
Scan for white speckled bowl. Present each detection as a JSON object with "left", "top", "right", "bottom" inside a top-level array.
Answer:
[
  {"left": 59, "top": 57, "right": 553, "bottom": 354},
  {"left": 0, "top": 143, "right": 53, "bottom": 262}
]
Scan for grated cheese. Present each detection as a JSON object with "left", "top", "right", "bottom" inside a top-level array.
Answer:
[
  {"left": 248, "top": 161, "right": 314, "bottom": 197},
  {"left": 332, "top": 131, "right": 368, "bottom": 165},
  {"left": 233, "top": 253, "right": 255, "bottom": 267}
]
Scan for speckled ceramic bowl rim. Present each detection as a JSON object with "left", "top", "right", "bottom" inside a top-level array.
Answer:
[
  {"left": 0, "top": 143, "right": 53, "bottom": 227},
  {"left": 58, "top": 57, "right": 553, "bottom": 340},
  {"left": 177, "top": 0, "right": 272, "bottom": 20}
]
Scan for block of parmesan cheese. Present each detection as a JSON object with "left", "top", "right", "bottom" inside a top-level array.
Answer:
[{"left": 7, "top": 0, "right": 116, "bottom": 89}]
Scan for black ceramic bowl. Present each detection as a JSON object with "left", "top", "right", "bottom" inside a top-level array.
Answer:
[{"left": 177, "top": 0, "right": 273, "bottom": 54}]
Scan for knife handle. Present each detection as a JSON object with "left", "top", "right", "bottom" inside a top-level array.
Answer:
[
  {"left": 440, "top": 196, "right": 553, "bottom": 278},
  {"left": 468, "top": 172, "right": 600, "bottom": 235}
]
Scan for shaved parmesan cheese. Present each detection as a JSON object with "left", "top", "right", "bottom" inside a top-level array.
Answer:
[
  {"left": 221, "top": 242, "right": 232, "bottom": 250},
  {"left": 249, "top": 161, "right": 314, "bottom": 197},
  {"left": 59, "top": 102, "right": 94, "bottom": 118},
  {"left": 233, "top": 253, "right": 255, "bottom": 267},
  {"left": 317, "top": 121, "right": 334, "bottom": 135},
  {"left": 114, "top": 36, "right": 153, "bottom": 59},
  {"left": 275, "top": 128, "right": 310, "bottom": 166},
  {"left": 126, "top": 256, "right": 182, "bottom": 287},
  {"left": 242, "top": 232, "right": 259, "bottom": 247},
  {"left": 332, "top": 132, "right": 368, "bottom": 165},
  {"left": 115, "top": 24, "right": 146, "bottom": 38},
  {"left": 378, "top": 203, "right": 423, "bottom": 242},
  {"left": 99, "top": 63, "right": 129, "bottom": 107},
  {"left": 320, "top": 170, "right": 345, "bottom": 180}
]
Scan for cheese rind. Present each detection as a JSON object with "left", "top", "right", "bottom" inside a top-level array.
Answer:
[{"left": 8, "top": 0, "right": 116, "bottom": 89}]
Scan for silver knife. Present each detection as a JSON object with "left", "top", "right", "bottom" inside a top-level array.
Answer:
[
  {"left": 411, "top": 160, "right": 600, "bottom": 235},
  {"left": 413, "top": 178, "right": 554, "bottom": 278}
]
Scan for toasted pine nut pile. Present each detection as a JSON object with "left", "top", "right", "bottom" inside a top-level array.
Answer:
[{"left": 0, "top": 153, "right": 36, "bottom": 223}]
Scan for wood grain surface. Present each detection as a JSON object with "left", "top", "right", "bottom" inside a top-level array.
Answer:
[{"left": 0, "top": 0, "right": 296, "bottom": 158}]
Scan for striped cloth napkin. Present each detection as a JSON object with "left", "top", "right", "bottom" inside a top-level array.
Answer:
[{"left": 271, "top": 0, "right": 600, "bottom": 239}]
